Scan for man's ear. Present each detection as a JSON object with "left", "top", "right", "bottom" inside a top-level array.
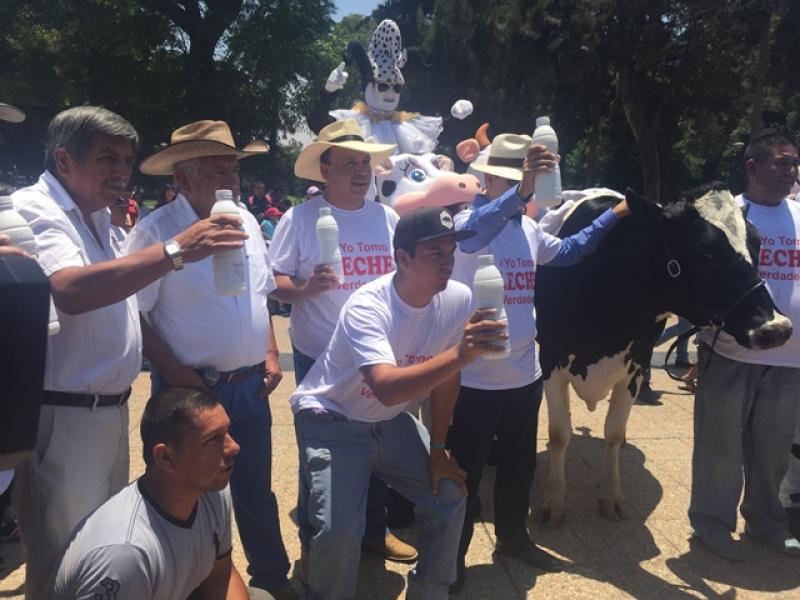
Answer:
[
  {"left": 52, "top": 147, "right": 72, "bottom": 178},
  {"left": 174, "top": 169, "right": 190, "bottom": 194},
  {"left": 152, "top": 442, "right": 177, "bottom": 473},
  {"left": 395, "top": 247, "right": 411, "bottom": 269},
  {"left": 625, "top": 187, "right": 663, "bottom": 223}
]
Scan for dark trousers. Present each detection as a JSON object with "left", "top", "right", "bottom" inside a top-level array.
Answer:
[
  {"left": 448, "top": 379, "right": 544, "bottom": 559},
  {"left": 292, "top": 346, "right": 389, "bottom": 541}
]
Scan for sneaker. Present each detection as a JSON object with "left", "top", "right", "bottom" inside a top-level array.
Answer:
[
  {"left": 744, "top": 527, "right": 800, "bottom": 557},
  {"left": 362, "top": 532, "right": 418, "bottom": 563},
  {"left": 494, "top": 539, "right": 564, "bottom": 572},
  {"left": 691, "top": 530, "right": 745, "bottom": 562}
]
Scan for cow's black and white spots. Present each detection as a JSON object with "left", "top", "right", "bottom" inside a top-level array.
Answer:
[
  {"left": 368, "top": 19, "right": 406, "bottom": 84},
  {"left": 534, "top": 182, "right": 792, "bottom": 527}
]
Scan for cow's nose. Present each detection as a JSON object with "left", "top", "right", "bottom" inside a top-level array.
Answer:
[{"left": 749, "top": 314, "right": 793, "bottom": 349}]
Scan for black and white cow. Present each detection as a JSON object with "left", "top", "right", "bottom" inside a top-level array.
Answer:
[{"left": 534, "top": 182, "right": 793, "bottom": 527}]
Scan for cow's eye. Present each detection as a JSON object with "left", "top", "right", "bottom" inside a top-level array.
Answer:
[{"left": 409, "top": 169, "right": 427, "bottom": 183}]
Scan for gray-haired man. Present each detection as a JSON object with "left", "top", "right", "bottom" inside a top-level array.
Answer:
[{"left": 11, "top": 106, "right": 246, "bottom": 599}]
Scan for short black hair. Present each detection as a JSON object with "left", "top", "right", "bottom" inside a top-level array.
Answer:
[
  {"left": 744, "top": 129, "right": 797, "bottom": 164},
  {"left": 140, "top": 387, "right": 220, "bottom": 467}
]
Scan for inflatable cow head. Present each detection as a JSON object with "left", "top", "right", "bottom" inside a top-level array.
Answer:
[{"left": 374, "top": 153, "right": 481, "bottom": 216}]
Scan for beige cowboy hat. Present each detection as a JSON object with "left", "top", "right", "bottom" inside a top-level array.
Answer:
[
  {"left": 0, "top": 103, "right": 25, "bottom": 123},
  {"left": 294, "top": 119, "right": 395, "bottom": 182},
  {"left": 140, "top": 120, "right": 268, "bottom": 176},
  {"left": 471, "top": 133, "right": 532, "bottom": 181}
]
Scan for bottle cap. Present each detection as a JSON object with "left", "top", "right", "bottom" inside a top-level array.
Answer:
[
  {"left": 536, "top": 116, "right": 551, "bottom": 127},
  {"left": 215, "top": 189, "right": 233, "bottom": 202},
  {"left": 319, "top": 207, "right": 332, "bottom": 217},
  {"left": 478, "top": 254, "right": 495, "bottom": 266}
]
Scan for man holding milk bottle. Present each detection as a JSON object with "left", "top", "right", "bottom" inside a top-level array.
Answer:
[
  {"left": 448, "top": 126, "right": 630, "bottom": 593},
  {"left": 125, "top": 120, "right": 294, "bottom": 598},
  {"left": 269, "top": 119, "right": 422, "bottom": 569}
]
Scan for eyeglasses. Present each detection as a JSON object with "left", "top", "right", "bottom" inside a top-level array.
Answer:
[{"left": 376, "top": 83, "right": 403, "bottom": 94}]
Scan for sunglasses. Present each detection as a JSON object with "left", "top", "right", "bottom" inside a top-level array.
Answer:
[{"left": 376, "top": 83, "right": 403, "bottom": 94}]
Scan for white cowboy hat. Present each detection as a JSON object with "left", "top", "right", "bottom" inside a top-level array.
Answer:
[
  {"left": 140, "top": 120, "right": 267, "bottom": 176},
  {"left": 470, "top": 133, "right": 532, "bottom": 182},
  {"left": 0, "top": 103, "right": 25, "bottom": 123},
  {"left": 294, "top": 119, "right": 395, "bottom": 182}
]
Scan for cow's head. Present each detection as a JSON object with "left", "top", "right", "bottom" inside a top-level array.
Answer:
[
  {"left": 627, "top": 182, "right": 792, "bottom": 350},
  {"left": 374, "top": 153, "right": 478, "bottom": 211}
]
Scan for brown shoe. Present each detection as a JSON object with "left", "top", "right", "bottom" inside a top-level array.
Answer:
[{"left": 362, "top": 532, "right": 418, "bottom": 563}]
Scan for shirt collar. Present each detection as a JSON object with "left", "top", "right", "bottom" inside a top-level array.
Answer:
[
  {"left": 40, "top": 170, "right": 114, "bottom": 237},
  {"left": 173, "top": 193, "right": 204, "bottom": 225},
  {"left": 41, "top": 170, "right": 79, "bottom": 213}
]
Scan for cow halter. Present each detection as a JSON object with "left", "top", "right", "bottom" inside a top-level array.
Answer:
[{"left": 654, "top": 230, "right": 766, "bottom": 380}]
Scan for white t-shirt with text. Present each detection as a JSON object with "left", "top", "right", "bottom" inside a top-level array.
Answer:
[
  {"left": 269, "top": 196, "right": 398, "bottom": 358},
  {"left": 705, "top": 194, "right": 800, "bottom": 367},
  {"left": 290, "top": 273, "right": 473, "bottom": 422},
  {"left": 451, "top": 211, "right": 561, "bottom": 389}
]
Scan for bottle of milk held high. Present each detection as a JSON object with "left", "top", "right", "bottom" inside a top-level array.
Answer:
[
  {"left": 531, "top": 116, "right": 562, "bottom": 208},
  {"left": 210, "top": 189, "right": 247, "bottom": 296},
  {"left": 0, "top": 196, "right": 60, "bottom": 334},
  {"left": 316, "top": 207, "right": 344, "bottom": 282},
  {"left": 473, "top": 254, "right": 510, "bottom": 359}
]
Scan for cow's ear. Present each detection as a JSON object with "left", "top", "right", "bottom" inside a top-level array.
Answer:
[
  {"left": 373, "top": 158, "right": 393, "bottom": 177},
  {"left": 625, "top": 187, "right": 664, "bottom": 223}
]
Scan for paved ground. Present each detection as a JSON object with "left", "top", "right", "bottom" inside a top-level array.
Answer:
[{"left": 2, "top": 316, "right": 800, "bottom": 599}]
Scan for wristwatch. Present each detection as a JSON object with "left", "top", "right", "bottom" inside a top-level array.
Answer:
[{"left": 164, "top": 238, "right": 184, "bottom": 271}]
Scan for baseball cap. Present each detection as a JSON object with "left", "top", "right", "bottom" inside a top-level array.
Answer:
[
  {"left": 265, "top": 206, "right": 283, "bottom": 219},
  {"left": 393, "top": 207, "right": 475, "bottom": 252}
]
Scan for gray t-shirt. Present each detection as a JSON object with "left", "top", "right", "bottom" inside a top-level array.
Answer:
[{"left": 53, "top": 479, "right": 232, "bottom": 600}]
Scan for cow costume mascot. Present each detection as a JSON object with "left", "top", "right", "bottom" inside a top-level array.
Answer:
[{"left": 307, "top": 19, "right": 473, "bottom": 155}]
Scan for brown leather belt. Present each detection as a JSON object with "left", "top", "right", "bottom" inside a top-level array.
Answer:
[
  {"left": 42, "top": 388, "right": 132, "bottom": 410},
  {"left": 198, "top": 363, "right": 264, "bottom": 387}
]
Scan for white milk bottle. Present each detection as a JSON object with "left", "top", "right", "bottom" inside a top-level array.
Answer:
[
  {"left": 473, "top": 254, "right": 510, "bottom": 359},
  {"left": 531, "top": 116, "right": 562, "bottom": 208},
  {"left": 316, "top": 207, "right": 344, "bottom": 282},
  {"left": 210, "top": 189, "right": 246, "bottom": 295},
  {"left": 0, "top": 196, "right": 60, "bottom": 334}
]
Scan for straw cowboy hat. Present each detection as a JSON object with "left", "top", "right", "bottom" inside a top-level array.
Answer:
[
  {"left": 0, "top": 103, "right": 25, "bottom": 123},
  {"left": 140, "top": 120, "right": 267, "bottom": 176},
  {"left": 470, "top": 133, "right": 532, "bottom": 182},
  {"left": 294, "top": 119, "right": 395, "bottom": 182}
]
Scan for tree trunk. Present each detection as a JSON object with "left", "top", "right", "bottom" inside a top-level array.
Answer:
[
  {"left": 616, "top": 67, "right": 661, "bottom": 203},
  {"left": 749, "top": 11, "right": 776, "bottom": 136}
]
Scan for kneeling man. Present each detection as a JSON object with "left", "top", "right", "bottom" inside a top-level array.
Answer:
[
  {"left": 53, "top": 387, "right": 260, "bottom": 600},
  {"left": 291, "top": 207, "right": 506, "bottom": 599}
]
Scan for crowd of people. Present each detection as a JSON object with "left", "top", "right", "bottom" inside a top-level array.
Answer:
[{"left": 0, "top": 91, "right": 800, "bottom": 600}]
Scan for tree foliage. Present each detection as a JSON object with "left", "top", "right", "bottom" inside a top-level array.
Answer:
[{"left": 1, "top": 0, "right": 799, "bottom": 200}]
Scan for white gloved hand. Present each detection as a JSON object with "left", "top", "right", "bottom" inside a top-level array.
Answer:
[
  {"left": 325, "top": 62, "right": 349, "bottom": 93},
  {"left": 450, "top": 99, "right": 474, "bottom": 120}
]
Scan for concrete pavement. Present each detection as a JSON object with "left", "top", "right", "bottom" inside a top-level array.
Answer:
[{"left": 2, "top": 316, "right": 800, "bottom": 598}]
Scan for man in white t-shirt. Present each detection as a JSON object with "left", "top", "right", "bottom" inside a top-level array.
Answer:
[
  {"left": 448, "top": 134, "right": 629, "bottom": 592},
  {"left": 11, "top": 108, "right": 246, "bottom": 600},
  {"left": 269, "top": 120, "right": 417, "bottom": 564},
  {"left": 690, "top": 131, "right": 800, "bottom": 562},
  {"left": 125, "top": 121, "right": 293, "bottom": 598},
  {"left": 291, "top": 207, "right": 507, "bottom": 599},
  {"left": 53, "top": 387, "right": 266, "bottom": 600}
]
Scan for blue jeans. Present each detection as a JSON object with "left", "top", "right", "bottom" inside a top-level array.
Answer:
[
  {"left": 295, "top": 410, "right": 465, "bottom": 599},
  {"left": 292, "top": 346, "right": 388, "bottom": 541},
  {"left": 151, "top": 368, "right": 290, "bottom": 591}
]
